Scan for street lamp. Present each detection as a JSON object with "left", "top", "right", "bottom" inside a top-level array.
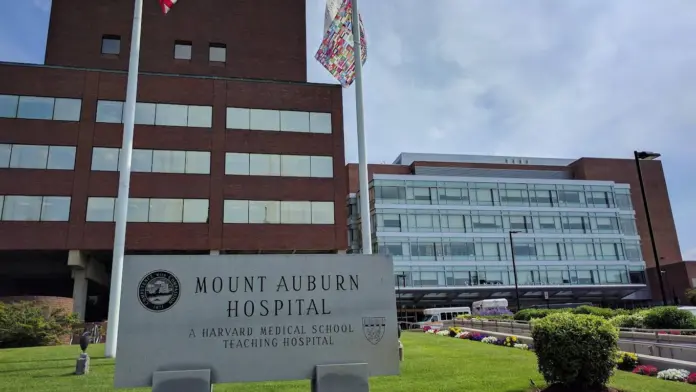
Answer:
[
  {"left": 397, "top": 274, "right": 406, "bottom": 324},
  {"left": 634, "top": 150, "right": 667, "bottom": 306},
  {"left": 509, "top": 230, "right": 522, "bottom": 312}
]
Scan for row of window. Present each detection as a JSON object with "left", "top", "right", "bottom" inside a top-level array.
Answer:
[
  {"left": 101, "top": 36, "right": 227, "bottom": 63},
  {"left": 0, "top": 195, "right": 71, "bottom": 221},
  {"left": 0, "top": 144, "right": 76, "bottom": 170},
  {"left": 225, "top": 153, "right": 333, "bottom": 178},
  {"left": 373, "top": 238, "right": 642, "bottom": 262},
  {"left": 226, "top": 107, "right": 332, "bottom": 134},
  {"left": 372, "top": 185, "right": 629, "bottom": 210},
  {"left": 95, "top": 100, "right": 334, "bottom": 134},
  {"left": 223, "top": 200, "right": 335, "bottom": 224},
  {"left": 96, "top": 100, "right": 212, "bottom": 128},
  {"left": 373, "top": 211, "right": 637, "bottom": 236},
  {"left": 392, "top": 265, "right": 646, "bottom": 288},
  {"left": 85, "top": 198, "right": 336, "bottom": 225},
  {"left": 87, "top": 197, "right": 209, "bottom": 223},
  {"left": 92, "top": 147, "right": 210, "bottom": 174},
  {"left": 0, "top": 95, "right": 81, "bottom": 121}
]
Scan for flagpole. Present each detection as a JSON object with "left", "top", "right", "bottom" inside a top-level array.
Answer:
[
  {"left": 351, "top": 0, "right": 372, "bottom": 254},
  {"left": 104, "top": 0, "right": 142, "bottom": 358}
]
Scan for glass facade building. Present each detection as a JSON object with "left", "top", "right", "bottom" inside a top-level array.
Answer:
[{"left": 347, "top": 154, "right": 651, "bottom": 307}]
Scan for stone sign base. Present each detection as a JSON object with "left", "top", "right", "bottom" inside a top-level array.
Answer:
[
  {"left": 311, "top": 363, "right": 369, "bottom": 392},
  {"left": 152, "top": 369, "right": 212, "bottom": 392}
]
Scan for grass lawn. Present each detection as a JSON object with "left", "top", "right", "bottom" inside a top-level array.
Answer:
[{"left": 0, "top": 333, "right": 693, "bottom": 392}]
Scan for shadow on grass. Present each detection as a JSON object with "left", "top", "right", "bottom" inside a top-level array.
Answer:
[{"left": 0, "top": 358, "right": 74, "bottom": 365}]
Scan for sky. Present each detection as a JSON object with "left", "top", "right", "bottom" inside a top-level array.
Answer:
[{"left": 0, "top": 0, "right": 694, "bottom": 259}]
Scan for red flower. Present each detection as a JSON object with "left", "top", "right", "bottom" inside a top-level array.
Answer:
[
  {"left": 632, "top": 365, "right": 658, "bottom": 377},
  {"left": 687, "top": 373, "right": 696, "bottom": 384}
]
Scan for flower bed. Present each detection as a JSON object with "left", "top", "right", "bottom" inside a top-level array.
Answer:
[{"left": 424, "top": 327, "right": 531, "bottom": 351}]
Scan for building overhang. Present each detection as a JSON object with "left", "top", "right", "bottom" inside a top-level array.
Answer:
[{"left": 394, "top": 284, "right": 647, "bottom": 305}]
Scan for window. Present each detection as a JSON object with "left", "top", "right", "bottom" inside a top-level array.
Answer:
[
  {"left": 381, "top": 214, "right": 401, "bottom": 228},
  {"left": 96, "top": 100, "right": 123, "bottom": 123},
  {"left": 280, "top": 201, "right": 312, "bottom": 224},
  {"left": 127, "top": 198, "right": 149, "bottom": 222},
  {"left": 185, "top": 151, "right": 210, "bottom": 174},
  {"left": 47, "top": 146, "right": 76, "bottom": 170},
  {"left": 558, "top": 191, "right": 583, "bottom": 205},
  {"left": 10, "top": 145, "right": 48, "bottom": 169},
  {"left": 0, "top": 144, "right": 10, "bottom": 167},
  {"left": 187, "top": 106, "right": 212, "bottom": 128},
  {"left": 86, "top": 197, "right": 115, "bottom": 222},
  {"left": 224, "top": 200, "right": 249, "bottom": 223},
  {"left": 152, "top": 150, "right": 186, "bottom": 173},
  {"left": 310, "top": 156, "right": 333, "bottom": 178},
  {"left": 250, "top": 109, "right": 280, "bottom": 131},
  {"left": 183, "top": 199, "right": 209, "bottom": 223},
  {"left": 209, "top": 43, "right": 226, "bottom": 62},
  {"left": 249, "top": 154, "right": 280, "bottom": 176},
  {"left": 309, "top": 112, "right": 332, "bottom": 134},
  {"left": 249, "top": 201, "right": 280, "bottom": 223},
  {"left": 311, "top": 202, "right": 334, "bottom": 224},
  {"left": 445, "top": 242, "right": 475, "bottom": 257},
  {"left": 226, "top": 107, "right": 250, "bottom": 129},
  {"left": 140, "top": 198, "right": 178, "bottom": 222},
  {"left": 101, "top": 35, "right": 121, "bottom": 55},
  {"left": 132, "top": 149, "right": 153, "bottom": 172},
  {"left": 91, "top": 147, "right": 120, "bottom": 171},
  {"left": 155, "top": 104, "right": 188, "bottom": 126},
  {"left": 174, "top": 41, "right": 192, "bottom": 60},
  {"left": 135, "top": 102, "right": 156, "bottom": 125},
  {"left": 224, "top": 200, "right": 333, "bottom": 224},
  {"left": 280, "top": 111, "right": 309, "bottom": 132},
  {"left": 52, "top": 98, "right": 81, "bottom": 121},
  {"left": 281, "top": 155, "right": 310, "bottom": 177},
  {"left": 0, "top": 95, "right": 19, "bottom": 118},
  {"left": 17, "top": 96, "right": 54, "bottom": 120},
  {"left": 2, "top": 196, "right": 42, "bottom": 220},
  {"left": 225, "top": 153, "right": 250, "bottom": 175},
  {"left": 41, "top": 196, "right": 71, "bottom": 221}
]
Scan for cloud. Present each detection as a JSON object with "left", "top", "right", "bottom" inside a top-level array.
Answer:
[{"left": 307, "top": 0, "right": 696, "bottom": 258}]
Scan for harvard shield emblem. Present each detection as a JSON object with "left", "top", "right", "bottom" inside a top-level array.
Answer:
[{"left": 362, "top": 317, "right": 386, "bottom": 345}]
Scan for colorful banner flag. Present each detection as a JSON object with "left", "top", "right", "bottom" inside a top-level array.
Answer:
[
  {"left": 315, "top": 0, "right": 368, "bottom": 88},
  {"left": 159, "top": 0, "right": 178, "bottom": 14}
]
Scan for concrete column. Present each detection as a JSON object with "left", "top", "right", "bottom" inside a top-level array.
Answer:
[{"left": 72, "top": 269, "right": 89, "bottom": 321}]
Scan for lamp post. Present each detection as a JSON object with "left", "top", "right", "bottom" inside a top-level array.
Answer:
[
  {"left": 397, "top": 274, "right": 406, "bottom": 324},
  {"left": 634, "top": 150, "right": 667, "bottom": 306},
  {"left": 509, "top": 230, "right": 522, "bottom": 312}
]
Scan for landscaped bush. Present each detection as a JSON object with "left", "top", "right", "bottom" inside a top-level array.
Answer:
[
  {"left": 686, "top": 289, "right": 696, "bottom": 306},
  {"left": 610, "top": 312, "right": 647, "bottom": 329},
  {"left": 0, "top": 301, "right": 80, "bottom": 348},
  {"left": 643, "top": 306, "right": 696, "bottom": 330},
  {"left": 570, "top": 305, "right": 617, "bottom": 319},
  {"left": 531, "top": 313, "right": 619, "bottom": 390},
  {"left": 616, "top": 351, "right": 639, "bottom": 371},
  {"left": 632, "top": 365, "right": 658, "bottom": 377},
  {"left": 513, "top": 308, "right": 563, "bottom": 321}
]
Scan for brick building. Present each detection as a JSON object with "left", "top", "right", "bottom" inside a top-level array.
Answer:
[
  {"left": 0, "top": 0, "right": 347, "bottom": 321},
  {"left": 346, "top": 153, "right": 688, "bottom": 308}
]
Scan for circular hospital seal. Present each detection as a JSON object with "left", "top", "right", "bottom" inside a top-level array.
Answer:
[{"left": 138, "top": 270, "right": 181, "bottom": 312}]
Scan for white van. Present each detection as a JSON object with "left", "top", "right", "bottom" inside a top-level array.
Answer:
[
  {"left": 678, "top": 306, "right": 696, "bottom": 316},
  {"left": 416, "top": 307, "right": 471, "bottom": 328}
]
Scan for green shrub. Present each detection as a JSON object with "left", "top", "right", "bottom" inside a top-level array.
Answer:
[
  {"left": 0, "top": 301, "right": 80, "bottom": 348},
  {"left": 609, "top": 313, "right": 646, "bottom": 329},
  {"left": 570, "top": 305, "right": 618, "bottom": 319},
  {"left": 531, "top": 313, "right": 619, "bottom": 390},
  {"left": 616, "top": 351, "right": 639, "bottom": 371},
  {"left": 686, "top": 289, "right": 696, "bottom": 306},
  {"left": 514, "top": 308, "right": 563, "bottom": 321},
  {"left": 643, "top": 306, "right": 696, "bottom": 330}
]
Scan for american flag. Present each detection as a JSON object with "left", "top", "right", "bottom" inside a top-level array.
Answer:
[{"left": 159, "top": 0, "right": 178, "bottom": 14}]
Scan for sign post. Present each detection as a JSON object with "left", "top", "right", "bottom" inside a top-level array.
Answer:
[{"left": 113, "top": 254, "right": 399, "bottom": 391}]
